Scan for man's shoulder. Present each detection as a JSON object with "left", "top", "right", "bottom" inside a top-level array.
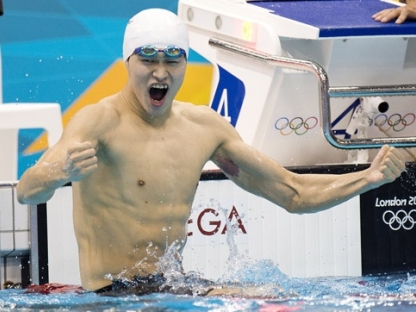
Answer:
[
  {"left": 174, "top": 101, "right": 236, "bottom": 136},
  {"left": 71, "top": 95, "right": 121, "bottom": 135},
  {"left": 174, "top": 101, "right": 221, "bottom": 122},
  {"left": 78, "top": 95, "right": 120, "bottom": 118}
]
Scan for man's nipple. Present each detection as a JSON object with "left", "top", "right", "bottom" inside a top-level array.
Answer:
[{"left": 137, "top": 179, "right": 145, "bottom": 186}]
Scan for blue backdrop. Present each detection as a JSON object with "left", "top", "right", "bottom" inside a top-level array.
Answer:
[{"left": 0, "top": 0, "right": 182, "bottom": 177}]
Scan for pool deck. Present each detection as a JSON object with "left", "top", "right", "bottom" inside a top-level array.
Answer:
[{"left": 250, "top": 0, "right": 416, "bottom": 37}]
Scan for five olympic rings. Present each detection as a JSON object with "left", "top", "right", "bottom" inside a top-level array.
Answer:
[
  {"left": 382, "top": 209, "right": 416, "bottom": 231},
  {"left": 374, "top": 113, "right": 416, "bottom": 132},
  {"left": 275, "top": 113, "right": 416, "bottom": 136},
  {"left": 275, "top": 116, "right": 318, "bottom": 136}
]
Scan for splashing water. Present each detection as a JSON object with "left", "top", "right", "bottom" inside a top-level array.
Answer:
[
  {"left": 103, "top": 241, "right": 161, "bottom": 286},
  {"left": 216, "top": 205, "right": 299, "bottom": 298},
  {"left": 210, "top": 203, "right": 416, "bottom": 301}
]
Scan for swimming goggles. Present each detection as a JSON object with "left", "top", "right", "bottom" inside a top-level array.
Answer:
[{"left": 133, "top": 45, "right": 186, "bottom": 58}]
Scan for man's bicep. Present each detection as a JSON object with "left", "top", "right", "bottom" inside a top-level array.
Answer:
[
  {"left": 211, "top": 143, "right": 241, "bottom": 178},
  {"left": 211, "top": 139, "right": 266, "bottom": 181}
]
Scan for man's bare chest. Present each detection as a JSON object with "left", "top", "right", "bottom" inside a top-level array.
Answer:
[{"left": 99, "top": 128, "right": 211, "bottom": 188}]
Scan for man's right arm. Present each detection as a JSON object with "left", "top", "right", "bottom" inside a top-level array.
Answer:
[
  {"left": 17, "top": 141, "right": 98, "bottom": 204},
  {"left": 16, "top": 104, "right": 105, "bottom": 205}
]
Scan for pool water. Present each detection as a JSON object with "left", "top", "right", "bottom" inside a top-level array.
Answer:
[
  {"left": 0, "top": 289, "right": 413, "bottom": 312},
  {"left": 1, "top": 261, "right": 415, "bottom": 311},
  {"left": 0, "top": 277, "right": 415, "bottom": 311}
]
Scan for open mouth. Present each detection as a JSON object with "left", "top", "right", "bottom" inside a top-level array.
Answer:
[{"left": 149, "top": 84, "right": 168, "bottom": 104}]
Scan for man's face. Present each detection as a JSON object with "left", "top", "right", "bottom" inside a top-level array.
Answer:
[{"left": 126, "top": 45, "right": 187, "bottom": 117}]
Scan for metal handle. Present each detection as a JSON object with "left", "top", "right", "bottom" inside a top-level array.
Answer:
[{"left": 209, "top": 37, "right": 416, "bottom": 149}]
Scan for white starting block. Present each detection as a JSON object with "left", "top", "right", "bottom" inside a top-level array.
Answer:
[
  {"left": 0, "top": 103, "right": 63, "bottom": 181},
  {"left": 178, "top": 0, "right": 416, "bottom": 165}
]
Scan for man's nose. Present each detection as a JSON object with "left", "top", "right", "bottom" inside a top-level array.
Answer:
[{"left": 152, "top": 63, "right": 168, "bottom": 80}]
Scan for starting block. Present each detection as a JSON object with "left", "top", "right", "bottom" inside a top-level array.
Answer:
[{"left": 0, "top": 103, "right": 63, "bottom": 181}]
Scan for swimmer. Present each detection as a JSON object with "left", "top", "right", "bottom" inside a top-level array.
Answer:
[
  {"left": 373, "top": 0, "right": 416, "bottom": 24},
  {"left": 17, "top": 8, "right": 406, "bottom": 295}
]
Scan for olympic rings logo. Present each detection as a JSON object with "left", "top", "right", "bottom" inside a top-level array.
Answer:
[
  {"left": 374, "top": 113, "right": 416, "bottom": 132},
  {"left": 382, "top": 209, "right": 416, "bottom": 231},
  {"left": 274, "top": 116, "right": 318, "bottom": 136}
]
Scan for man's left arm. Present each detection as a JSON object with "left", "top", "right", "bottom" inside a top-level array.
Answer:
[{"left": 212, "top": 141, "right": 405, "bottom": 214}]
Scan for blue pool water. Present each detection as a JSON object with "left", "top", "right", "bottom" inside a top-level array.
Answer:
[
  {"left": 0, "top": 287, "right": 413, "bottom": 312},
  {"left": 1, "top": 260, "right": 415, "bottom": 311}
]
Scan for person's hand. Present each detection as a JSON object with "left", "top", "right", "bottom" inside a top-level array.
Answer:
[
  {"left": 62, "top": 142, "right": 98, "bottom": 182},
  {"left": 367, "top": 145, "right": 406, "bottom": 187},
  {"left": 373, "top": 4, "right": 416, "bottom": 24}
]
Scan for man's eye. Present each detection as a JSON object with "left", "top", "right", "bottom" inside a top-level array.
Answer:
[{"left": 141, "top": 59, "right": 156, "bottom": 63}]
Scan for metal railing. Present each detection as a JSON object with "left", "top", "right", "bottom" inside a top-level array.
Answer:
[
  {"left": 0, "top": 181, "right": 42, "bottom": 287},
  {"left": 209, "top": 37, "right": 416, "bottom": 149},
  {"left": 0, "top": 181, "right": 18, "bottom": 287}
]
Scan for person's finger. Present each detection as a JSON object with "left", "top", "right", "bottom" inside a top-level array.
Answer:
[
  {"left": 381, "top": 150, "right": 405, "bottom": 179},
  {"left": 372, "top": 145, "right": 390, "bottom": 166},
  {"left": 384, "top": 161, "right": 403, "bottom": 178},
  {"left": 389, "top": 148, "right": 406, "bottom": 171},
  {"left": 78, "top": 163, "right": 98, "bottom": 176},
  {"left": 372, "top": 8, "right": 391, "bottom": 17},
  {"left": 68, "top": 146, "right": 96, "bottom": 163},
  {"left": 373, "top": 8, "right": 394, "bottom": 20},
  {"left": 395, "top": 10, "right": 409, "bottom": 23},
  {"left": 373, "top": 8, "right": 404, "bottom": 22},
  {"left": 79, "top": 156, "right": 98, "bottom": 168},
  {"left": 381, "top": 11, "right": 401, "bottom": 22},
  {"left": 67, "top": 141, "right": 93, "bottom": 153}
]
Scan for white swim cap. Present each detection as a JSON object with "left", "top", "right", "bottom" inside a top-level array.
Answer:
[{"left": 123, "top": 8, "right": 189, "bottom": 61}]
